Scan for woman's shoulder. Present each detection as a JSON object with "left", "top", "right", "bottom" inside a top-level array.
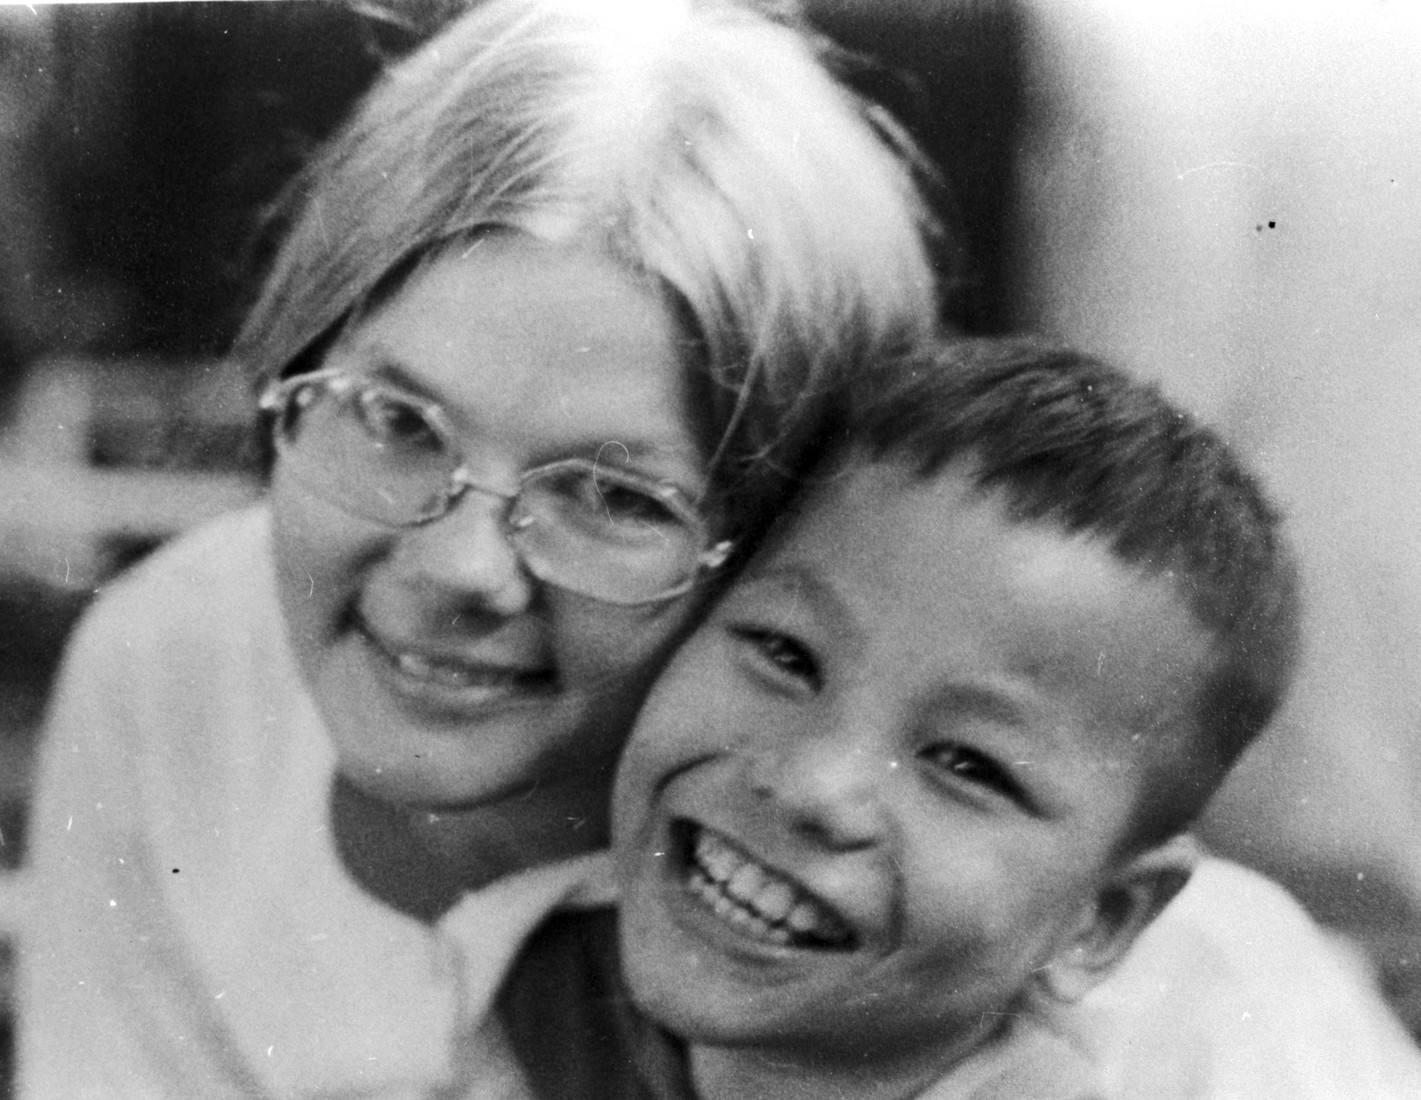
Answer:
[
  {"left": 40, "top": 498, "right": 326, "bottom": 868},
  {"left": 52, "top": 502, "right": 300, "bottom": 736},
  {"left": 74, "top": 503, "right": 278, "bottom": 650},
  {"left": 110, "top": 501, "right": 274, "bottom": 600}
]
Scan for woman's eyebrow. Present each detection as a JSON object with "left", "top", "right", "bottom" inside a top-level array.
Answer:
[
  {"left": 339, "top": 344, "right": 449, "bottom": 405},
  {"left": 581, "top": 438, "right": 694, "bottom": 468},
  {"left": 335, "top": 348, "right": 702, "bottom": 474}
]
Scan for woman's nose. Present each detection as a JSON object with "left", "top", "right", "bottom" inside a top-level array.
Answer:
[
  {"left": 747, "top": 726, "right": 889, "bottom": 851},
  {"left": 388, "top": 488, "right": 535, "bottom": 618}
]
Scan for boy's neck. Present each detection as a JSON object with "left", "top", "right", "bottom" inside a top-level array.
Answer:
[
  {"left": 330, "top": 772, "right": 610, "bottom": 922},
  {"left": 686, "top": 1014, "right": 1004, "bottom": 1100}
]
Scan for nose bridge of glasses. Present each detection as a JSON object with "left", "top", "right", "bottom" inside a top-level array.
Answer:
[
  {"left": 447, "top": 464, "right": 520, "bottom": 507},
  {"left": 449, "top": 466, "right": 517, "bottom": 500}
]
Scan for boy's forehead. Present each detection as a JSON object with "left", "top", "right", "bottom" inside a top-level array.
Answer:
[
  {"left": 768, "top": 457, "right": 1199, "bottom": 631},
  {"left": 746, "top": 457, "right": 1213, "bottom": 771}
]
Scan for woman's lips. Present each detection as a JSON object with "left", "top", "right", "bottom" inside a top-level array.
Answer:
[
  {"left": 677, "top": 820, "right": 856, "bottom": 950},
  {"left": 353, "top": 613, "right": 557, "bottom": 702},
  {"left": 383, "top": 645, "right": 551, "bottom": 690}
]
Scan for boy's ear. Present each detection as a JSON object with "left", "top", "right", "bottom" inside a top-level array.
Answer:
[{"left": 1032, "top": 834, "right": 1199, "bottom": 1005}]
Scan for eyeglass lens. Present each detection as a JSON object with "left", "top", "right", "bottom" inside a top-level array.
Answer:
[{"left": 273, "top": 376, "right": 712, "bottom": 604}]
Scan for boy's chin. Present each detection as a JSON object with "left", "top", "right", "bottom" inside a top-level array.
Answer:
[
  {"left": 617, "top": 859, "right": 864, "bottom": 1052},
  {"left": 619, "top": 909, "right": 1002, "bottom": 1091}
]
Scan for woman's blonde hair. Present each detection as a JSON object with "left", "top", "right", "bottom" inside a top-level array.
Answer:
[{"left": 236, "top": 0, "right": 939, "bottom": 543}]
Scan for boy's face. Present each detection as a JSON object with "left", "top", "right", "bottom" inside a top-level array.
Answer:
[{"left": 614, "top": 458, "right": 1210, "bottom": 1083}]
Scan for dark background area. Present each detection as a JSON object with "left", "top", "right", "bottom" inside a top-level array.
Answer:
[{"left": 1, "top": 0, "right": 1022, "bottom": 376}]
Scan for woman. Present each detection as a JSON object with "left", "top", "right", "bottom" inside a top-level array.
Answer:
[{"left": 21, "top": 1, "right": 940, "bottom": 1096}]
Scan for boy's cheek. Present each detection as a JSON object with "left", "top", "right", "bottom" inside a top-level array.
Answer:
[
  {"left": 631, "top": 635, "right": 744, "bottom": 755},
  {"left": 612, "top": 708, "right": 697, "bottom": 832},
  {"left": 612, "top": 661, "right": 740, "bottom": 841}
]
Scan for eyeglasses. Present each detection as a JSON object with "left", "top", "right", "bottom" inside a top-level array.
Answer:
[{"left": 260, "top": 368, "right": 731, "bottom": 605}]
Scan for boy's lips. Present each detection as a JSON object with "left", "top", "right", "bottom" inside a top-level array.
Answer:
[{"left": 675, "top": 820, "right": 857, "bottom": 951}]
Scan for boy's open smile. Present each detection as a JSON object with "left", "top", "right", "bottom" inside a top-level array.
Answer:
[{"left": 674, "top": 818, "right": 858, "bottom": 951}]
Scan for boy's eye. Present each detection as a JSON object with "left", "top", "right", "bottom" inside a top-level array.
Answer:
[
  {"left": 732, "top": 627, "right": 822, "bottom": 691},
  {"left": 921, "top": 742, "right": 1025, "bottom": 804}
]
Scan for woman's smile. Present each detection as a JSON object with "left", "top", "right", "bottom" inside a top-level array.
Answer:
[
  {"left": 270, "top": 234, "right": 708, "bottom": 811},
  {"left": 351, "top": 609, "right": 559, "bottom": 712}
]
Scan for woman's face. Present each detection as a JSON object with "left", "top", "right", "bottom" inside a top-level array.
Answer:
[{"left": 270, "top": 234, "right": 709, "bottom": 815}]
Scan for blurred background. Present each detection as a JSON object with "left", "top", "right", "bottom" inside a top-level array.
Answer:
[{"left": 0, "top": 0, "right": 1417, "bottom": 1091}]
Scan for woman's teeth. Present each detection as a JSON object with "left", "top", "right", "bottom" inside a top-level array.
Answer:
[
  {"left": 686, "top": 826, "right": 854, "bottom": 949},
  {"left": 394, "top": 649, "right": 504, "bottom": 689},
  {"left": 379, "top": 639, "right": 551, "bottom": 693},
  {"left": 354, "top": 611, "right": 552, "bottom": 693}
]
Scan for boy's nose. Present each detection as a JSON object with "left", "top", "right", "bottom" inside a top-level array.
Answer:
[
  {"left": 388, "top": 488, "right": 535, "bottom": 618},
  {"left": 747, "top": 728, "right": 889, "bottom": 851}
]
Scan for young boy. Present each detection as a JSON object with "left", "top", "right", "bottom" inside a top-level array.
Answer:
[{"left": 500, "top": 339, "right": 1421, "bottom": 1099}]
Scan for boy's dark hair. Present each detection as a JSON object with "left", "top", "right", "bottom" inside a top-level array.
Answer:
[{"left": 847, "top": 337, "right": 1302, "bottom": 841}]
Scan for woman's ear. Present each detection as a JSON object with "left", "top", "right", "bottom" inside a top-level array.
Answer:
[{"left": 1033, "top": 834, "right": 1199, "bottom": 1005}]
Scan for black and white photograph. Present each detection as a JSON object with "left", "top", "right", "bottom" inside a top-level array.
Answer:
[{"left": 0, "top": 2, "right": 1418, "bottom": 1097}]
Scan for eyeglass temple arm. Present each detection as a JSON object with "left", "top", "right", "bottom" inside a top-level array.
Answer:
[{"left": 699, "top": 540, "right": 733, "bottom": 570}]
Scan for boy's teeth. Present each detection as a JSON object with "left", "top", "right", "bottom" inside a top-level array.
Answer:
[
  {"left": 687, "top": 826, "right": 852, "bottom": 948},
  {"left": 699, "top": 834, "right": 740, "bottom": 881},
  {"left": 728, "top": 861, "right": 767, "bottom": 900},
  {"left": 787, "top": 901, "right": 825, "bottom": 934},
  {"left": 755, "top": 880, "right": 795, "bottom": 923}
]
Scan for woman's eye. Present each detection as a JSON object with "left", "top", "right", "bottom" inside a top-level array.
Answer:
[
  {"left": 734, "top": 627, "right": 821, "bottom": 690},
  {"left": 538, "top": 468, "right": 681, "bottom": 534},
  {"left": 922, "top": 742, "right": 1023, "bottom": 803},
  {"left": 356, "top": 391, "right": 443, "bottom": 453},
  {"left": 590, "top": 475, "right": 679, "bottom": 528}
]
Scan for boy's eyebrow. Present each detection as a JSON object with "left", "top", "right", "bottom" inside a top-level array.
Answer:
[
  {"left": 929, "top": 684, "right": 1030, "bottom": 730},
  {"left": 741, "top": 561, "right": 860, "bottom": 643}
]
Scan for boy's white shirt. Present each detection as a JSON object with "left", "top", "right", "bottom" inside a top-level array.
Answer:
[
  {"left": 20, "top": 505, "right": 613, "bottom": 1100},
  {"left": 914, "top": 857, "right": 1421, "bottom": 1100}
]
